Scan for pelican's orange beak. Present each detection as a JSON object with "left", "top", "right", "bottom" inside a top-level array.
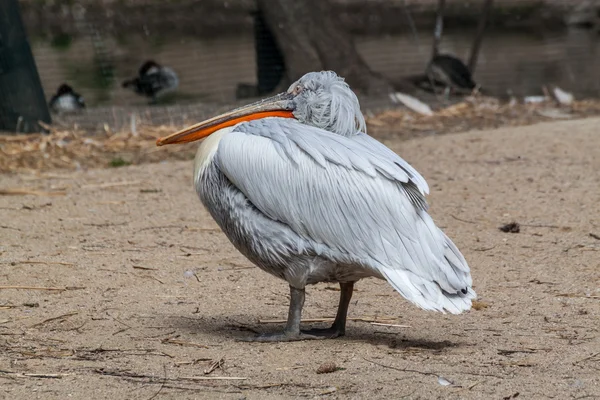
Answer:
[{"left": 156, "top": 93, "right": 296, "bottom": 146}]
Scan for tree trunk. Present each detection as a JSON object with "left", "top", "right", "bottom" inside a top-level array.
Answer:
[
  {"left": 432, "top": 0, "right": 446, "bottom": 58},
  {"left": 468, "top": 0, "right": 494, "bottom": 73},
  {"left": 257, "top": 0, "right": 392, "bottom": 96},
  {"left": 0, "top": 0, "right": 51, "bottom": 133},
  {"left": 253, "top": 10, "right": 286, "bottom": 95}
]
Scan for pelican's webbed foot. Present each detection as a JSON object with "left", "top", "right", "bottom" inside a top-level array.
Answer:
[
  {"left": 301, "top": 326, "right": 344, "bottom": 338},
  {"left": 239, "top": 282, "right": 355, "bottom": 342},
  {"left": 301, "top": 281, "right": 354, "bottom": 338}
]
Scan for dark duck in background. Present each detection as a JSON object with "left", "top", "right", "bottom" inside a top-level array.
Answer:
[
  {"left": 122, "top": 60, "right": 179, "bottom": 104},
  {"left": 48, "top": 84, "right": 86, "bottom": 114},
  {"left": 426, "top": 54, "right": 477, "bottom": 94},
  {"left": 419, "top": 0, "right": 491, "bottom": 97}
]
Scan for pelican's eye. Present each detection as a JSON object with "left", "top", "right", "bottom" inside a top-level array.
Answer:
[{"left": 290, "top": 85, "right": 304, "bottom": 96}]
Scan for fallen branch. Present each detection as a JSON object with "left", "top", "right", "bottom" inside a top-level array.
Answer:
[
  {"left": 136, "top": 225, "right": 181, "bottom": 232},
  {"left": 0, "top": 225, "right": 21, "bottom": 231},
  {"left": 133, "top": 265, "right": 158, "bottom": 271},
  {"left": 181, "top": 376, "right": 247, "bottom": 381},
  {"left": 0, "top": 285, "right": 66, "bottom": 291},
  {"left": 370, "top": 322, "right": 412, "bottom": 328},
  {"left": 450, "top": 214, "right": 477, "bottom": 224},
  {"left": 573, "top": 352, "right": 600, "bottom": 365},
  {"left": 30, "top": 312, "right": 79, "bottom": 328},
  {"left": 0, "top": 370, "right": 68, "bottom": 379},
  {"left": 520, "top": 223, "right": 570, "bottom": 229},
  {"left": 8, "top": 260, "right": 75, "bottom": 267},
  {"left": 161, "top": 338, "right": 209, "bottom": 349},
  {"left": 556, "top": 293, "right": 600, "bottom": 299},
  {"left": 83, "top": 222, "right": 128, "bottom": 228},
  {"left": 93, "top": 368, "right": 247, "bottom": 383},
  {"left": 364, "top": 358, "right": 504, "bottom": 379},
  {"left": 147, "top": 364, "right": 168, "bottom": 400},
  {"left": 82, "top": 181, "right": 141, "bottom": 189},
  {"left": 204, "top": 357, "right": 224, "bottom": 375},
  {"left": 0, "top": 188, "right": 66, "bottom": 196}
]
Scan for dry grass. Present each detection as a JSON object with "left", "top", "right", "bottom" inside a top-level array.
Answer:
[{"left": 2, "top": 96, "right": 600, "bottom": 174}]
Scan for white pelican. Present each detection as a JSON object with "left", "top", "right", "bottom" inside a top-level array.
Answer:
[{"left": 156, "top": 71, "right": 476, "bottom": 341}]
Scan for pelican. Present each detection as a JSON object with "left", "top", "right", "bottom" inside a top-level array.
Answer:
[{"left": 157, "top": 71, "right": 476, "bottom": 341}]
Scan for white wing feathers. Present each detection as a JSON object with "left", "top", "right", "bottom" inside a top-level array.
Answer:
[{"left": 217, "top": 118, "right": 475, "bottom": 313}]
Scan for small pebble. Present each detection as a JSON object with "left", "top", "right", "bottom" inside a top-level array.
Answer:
[{"left": 316, "top": 362, "right": 338, "bottom": 374}]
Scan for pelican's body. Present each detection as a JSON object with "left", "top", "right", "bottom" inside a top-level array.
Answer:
[
  {"left": 157, "top": 71, "right": 475, "bottom": 341},
  {"left": 194, "top": 125, "right": 381, "bottom": 288}
]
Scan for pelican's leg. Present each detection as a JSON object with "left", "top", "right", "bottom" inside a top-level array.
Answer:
[
  {"left": 302, "top": 281, "right": 355, "bottom": 338},
  {"left": 243, "top": 285, "right": 326, "bottom": 342}
]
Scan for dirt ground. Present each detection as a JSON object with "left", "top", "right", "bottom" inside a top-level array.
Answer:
[{"left": 1, "top": 118, "right": 599, "bottom": 399}]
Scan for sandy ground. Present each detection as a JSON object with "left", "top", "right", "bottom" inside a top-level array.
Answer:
[{"left": 1, "top": 118, "right": 599, "bottom": 399}]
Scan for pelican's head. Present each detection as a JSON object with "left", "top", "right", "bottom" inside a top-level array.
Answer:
[
  {"left": 286, "top": 71, "right": 365, "bottom": 136},
  {"left": 156, "top": 71, "right": 365, "bottom": 146}
]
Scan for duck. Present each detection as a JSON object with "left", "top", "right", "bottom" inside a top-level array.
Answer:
[
  {"left": 425, "top": 54, "right": 477, "bottom": 95},
  {"left": 48, "top": 84, "right": 86, "bottom": 114},
  {"left": 122, "top": 60, "right": 179, "bottom": 104}
]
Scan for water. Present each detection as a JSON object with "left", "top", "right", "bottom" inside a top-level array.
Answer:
[{"left": 31, "top": 28, "right": 600, "bottom": 109}]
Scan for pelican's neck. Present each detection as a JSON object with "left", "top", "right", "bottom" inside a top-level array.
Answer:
[{"left": 193, "top": 126, "right": 233, "bottom": 186}]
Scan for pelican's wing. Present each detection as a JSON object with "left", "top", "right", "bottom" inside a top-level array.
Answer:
[{"left": 216, "top": 118, "right": 475, "bottom": 313}]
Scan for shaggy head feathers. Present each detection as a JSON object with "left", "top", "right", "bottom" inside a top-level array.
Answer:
[{"left": 288, "top": 71, "right": 366, "bottom": 137}]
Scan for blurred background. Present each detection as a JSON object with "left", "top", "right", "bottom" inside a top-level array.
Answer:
[{"left": 1, "top": 0, "right": 599, "bottom": 135}]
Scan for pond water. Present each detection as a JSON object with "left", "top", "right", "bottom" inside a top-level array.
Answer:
[{"left": 31, "top": 27, "right": 600, "bottom": 109}]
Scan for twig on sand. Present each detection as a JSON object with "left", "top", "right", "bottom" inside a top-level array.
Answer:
[
  {"left": 556, "top": 293, "right": 600, "bottom": 299},
  {"left": 520, "top": 223, "right": 567, "bottom": 229},
  {"left": 466, "top": 381, "right": 484, "bottom": 390},
  {"left": 0, "top": 225, "right": 21, "bottom": 231},
  {"left": 589, "top": 233, "right": 600, "bottom": 241},
  {"left": 450, "top": 214, "right": 477, "bottom": 224},
  {"left": 8, "top": 260, "right": 75, "bottom": 267},
  {"left": 370, "top": 322, "right": 412, "bottom": 328},
  {"left": 30, "top": 312, "right": 78, "bottom": 327},
  {"left": 147, "top": 364, "right": 168, "bottom": 400},
  {"left": 364, "top": 357, "right": 504, "bottom": 379},
  {"left": 133, "top": 265, "right": 158, "bottom": 271},
  {"left": 0, "top": 188, "right": 66, "bottom": 196},
  {"left": 204, "top": 357, "right": 225, "bottom": 375},
  {"left": 181, "top": 376, "right": 247, "bottom": 381},
  {"left": 82, "top": 181, "right": 141, "bottom": 189},
  {"left": 0, "top": 370, "right": 68, "bottom": 379},
  {"left": 473, "top": 246, "right": 495, "bottom": 252},
  {"left": 573, "top": 352, "right": 600, "bottom": 365},
  {"left": 0, "top": 285, "right": 66, "bottom": 291},
  {"left": 83, "top": 222, "right": 128, "bottom": 228},
  {"left": 93, "top": 368, "right": 246, "bottom": 382},
  {"left": 136, "top": 225, "right": 181, "bottom": 232},
  {"left": 133, "top": 274, "right": 165, "bottom": 284},
  {"left": 161, "top": 338, "right": 210, "bottom": 349}
]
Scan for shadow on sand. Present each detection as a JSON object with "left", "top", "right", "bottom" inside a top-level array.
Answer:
[{"left": 157, "top": 313, "right": 461, "bottom": 350}]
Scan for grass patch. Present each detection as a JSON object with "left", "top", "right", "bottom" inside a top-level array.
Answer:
[{"left": 109, "top": 157, "right": 131, "bottom": 168}]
